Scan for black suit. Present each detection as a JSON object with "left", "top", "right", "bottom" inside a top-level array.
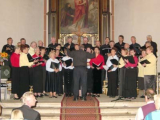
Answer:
[
  {"left": 151, "top": 41, "right": 157, "bottom": 57},
  {"left": 2, "top": 44, "right": 15, "bottom": 55},
  {"left": 64, "top": 43, "right": 75, "bottom": 51},
  {"left": 82, "top": 43, "right": 92, "bottom": 50},
  {"left": 48, "top": 43, "right": 58, "bottom": 49},
  {"left": 13, "top": 105, "right": 41, "bottom": 120}
]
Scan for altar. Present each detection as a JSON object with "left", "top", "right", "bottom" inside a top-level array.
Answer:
[{"left": 48, "top": 0, "right": 113, "bottom": 45}]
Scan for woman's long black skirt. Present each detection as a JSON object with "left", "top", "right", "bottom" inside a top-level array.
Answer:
[
  {"left": 93, "top": 69, "right": 102, "bottom": 94},
  {"left": 57, "top": 71, "right": 63, "bottom": 94},
  {"left": 64, "top": 69, "right": 73, "bottom": 94},
  {"left": 19, "top": 66, "right": 30, "bottom": 98},
  {"left": 11, "top": 67, "right": 20, "bottom": 94},
  {"left": 122, "top": 68, "right": 138, "bottom": 98},
  {"left": 45, "top": 72, "right": 59, "bottom": 92},
  {"left": 118, "top": 67, "right": 125, "bottom": 96},
  {"left": 42, "top": 66, "right": 46, "bottom": 91},
  {"left": 138, "top": 77, "right": 144, "bottom": 90},
  {"left": 87, "top": 68, "right": 93, "bottom": 93},
  {"left": 29, "top": 67, "right": 34, "bottom": 86},
  {"left": 33, "top": 66, "right": 43, "bottom": 93},
  {"left": 107, "top": 70, "right": 118, "bottom": 96}
]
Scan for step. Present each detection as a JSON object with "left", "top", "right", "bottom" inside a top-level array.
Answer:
[
  {"left": 1, "top": 102, "right": 61, "bottom": 108},
  {"left": 2, "top": 107, "right": 61, "bottom": 115},
  {"left": 102, "top": 114, "right": 135, "bottom": 120},
  {"left": 100, "top": 102, "right": 145, "bottom": 107},
  {"left": 2, "top": 106, "right": 138, "bottom": 116},
  {"left": 0, "top": 113, "right": 136, "bottom": 120},
  {"left": 0, "top": 114, "right": 60, "bottom": 120}
]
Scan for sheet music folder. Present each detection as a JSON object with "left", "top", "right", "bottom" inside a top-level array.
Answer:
[
  {"left": 62, "top": 59, "right": 72, "bottom": 67},
  {"left": 117, "top": 51, "right": 135, "bottom": 64},
  {"left": 50, "top": 62, "right": 59, "bottom": 69},
  {"left": 110, "top": 59, "right": 119, "bottom": 65},
  {"left": 92, "top": 62, "right": 102, "bottom": 68},
  {"left": 140, "top": 59, "right": 150, "bottom": 64}
]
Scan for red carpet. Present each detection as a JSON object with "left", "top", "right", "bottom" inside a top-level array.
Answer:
[{"left": 60, "top": 96, "right": 101, "bottom": 120}]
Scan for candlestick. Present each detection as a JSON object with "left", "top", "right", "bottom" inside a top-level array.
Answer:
[{"left": 92, "top": 37, "right": 94, "bottom": 47}]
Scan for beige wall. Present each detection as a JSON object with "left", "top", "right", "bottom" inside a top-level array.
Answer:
[
  {"left": 114, "top": 0, "right": 160, "bottom": 72},
  {"left": 0, "top": 0, "right": 44, "bottom": 49}
]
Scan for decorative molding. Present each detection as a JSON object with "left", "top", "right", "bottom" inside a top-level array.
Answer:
[
  {"left": 111, "top": 0, "right": 114, "bottom": 41},
  {"left": 44, "top": 0, "right": 47, "bottom": 47},
  {"left": 103, "top": 0, "right": 108, "bottom": 12}
]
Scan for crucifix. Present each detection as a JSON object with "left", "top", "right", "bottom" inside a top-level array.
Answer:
[{"left": 72, "top": 26, "right": 85, "bottom": 45}]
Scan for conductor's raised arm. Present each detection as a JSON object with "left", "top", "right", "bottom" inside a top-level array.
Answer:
[{"left": 86, "top": 52, "right": 95, "bottom": 59}]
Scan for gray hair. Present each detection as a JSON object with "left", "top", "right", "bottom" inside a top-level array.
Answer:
[
  {"left": 131, "top": 36, "right": 136, "bottom": 40},
  {"left": 22, "top": 92, "right": 34, "bottom": 104},
  {"left": 147, "top": 35, "right": 152, "bottom": 40},
  {"left": 30, "top": 41, "right": 37, "bottom": 46},
  {"left": 38, "top": 40, "right": 43, "bottom": 43}
]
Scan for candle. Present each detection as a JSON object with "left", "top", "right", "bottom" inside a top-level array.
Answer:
[
  {"left": 64, "top": 37, "right": 66, "bottom": 45},
  {"left": 58, "top": 39, "right": 61, "bottom": 44},
  {"left": 92, "top": 37, "right": 94, "bottom": 47}
]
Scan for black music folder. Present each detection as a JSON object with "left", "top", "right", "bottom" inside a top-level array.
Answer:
[
  {"left": 62, "top": 59, "right": 72, "bottom": 67},
  {"left": 140, "top": 59, "right": 150, "bottom": 64},
  {"left": 123, "top": 56, "right": 135, "bottom": 64},
  {"left": 110, "top": 59, "right": 119, "bottom": 65},
  {"left": 27, "top": 54, "right": 41, "bottom": 62},
  {"left": 92, "top": 62, "right": 102, "bottom": 68},
  {"left": 50, "top": 62, "right": 59, "bottom": 69}
]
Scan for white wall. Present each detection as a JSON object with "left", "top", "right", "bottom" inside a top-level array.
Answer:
[
  {"left": 114, "top": 0, "right": 160, "bottom": 72},
  {"left": 0, "top": 0, "right": 44, "bottom": 49}
]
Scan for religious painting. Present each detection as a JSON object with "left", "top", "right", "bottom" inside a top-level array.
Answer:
[{"left": 59, "top": 0, "right": 99, "bottom": 34}]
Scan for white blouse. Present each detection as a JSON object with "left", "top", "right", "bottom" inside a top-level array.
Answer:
[
  {"left": 46, "top": 58, "right": 62, "bottom": 72},
  {"left": 62, "top": 56, "right": 74, "bottom": 69},
  {"left": 106, "top": 55, "right": 119, "bottom": 71}
]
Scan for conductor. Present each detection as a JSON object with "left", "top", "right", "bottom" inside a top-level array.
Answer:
[{"left": 67, "top": 44, "right": 95, "bottom": 101}]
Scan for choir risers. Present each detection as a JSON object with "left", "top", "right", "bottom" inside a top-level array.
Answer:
[
  {"left": 100, "top": 102, "right": 146, "bottom": 107},
  {"left": 1, "top": 102, "right": 61, "bottom": 108},
  {"left": 2, "top": 107, "right": 138, "bottom": 115}
]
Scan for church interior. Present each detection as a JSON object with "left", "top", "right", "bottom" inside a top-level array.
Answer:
[{"left": 0, "top": 0, "right": 160, "bottom": 120}]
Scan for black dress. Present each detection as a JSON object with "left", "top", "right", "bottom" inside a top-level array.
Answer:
[
  {"left": 11, "top": 67, "right": 20, "bottom": 94},
  {"left": 118, "top": 67, "right": 126, "bottom": 96},
  {"left": 45, "top": 72, "right": 59, "bottom": 92},
  {"left": 87, "top": 68, "right": 93, "bottom": 93},
  {"left": 122, "top": 68, "right": 138, "bottom": 98},
  {"left": 45, "top": 59, "right": 61, "bottom": 93},
  {"left": 42, "top": 66, "right": 46, "bottom": 91},
  {"left": 64, "top": 69, "right": 73, "bottom": 94},
  {"left": 93, "top": 69, "right": 102, "bottom": 94},
  {"left": 19, "top": 66, "right": 30, "bottom": 98},
  {"left": 32, "top": 65, "right": 43, "bottom": 93},
  {"left": 107, "top": 70, "right": 118, "bottom": 96},
  {"left": 57, "top": 71, "right": 63, "bottom": 94}
]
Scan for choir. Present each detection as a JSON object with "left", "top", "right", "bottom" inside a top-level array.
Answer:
[{"left": 2, "top": 35, "right": 158, "bottom": 101}]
